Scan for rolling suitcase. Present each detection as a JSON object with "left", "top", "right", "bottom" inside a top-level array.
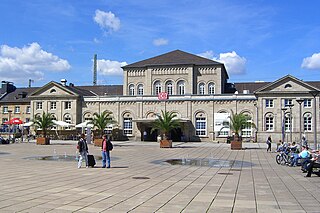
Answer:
[{"left": 87, "top": 154, "right": 96, "bottom": 167}]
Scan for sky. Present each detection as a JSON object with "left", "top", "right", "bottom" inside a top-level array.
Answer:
[{"left": 1, "top": 0, "right": 320, "bottom": 88}]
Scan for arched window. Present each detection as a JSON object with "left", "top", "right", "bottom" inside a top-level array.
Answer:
[
  {"left": 198, "top": 83, "right": 205, "bottom": 95},
  {"left": 50, "top": 89, "right": 56, "bottom": 93},
  {"left": 83, "top": 112, "right": 92, "bottom": 122},
  {"left": 123, "top": 113, "right": 133, "bottom": 136},
  {"left": 177, "top": 80, "right": 185, "bottom": 95},
  {"left": 137, "top": 84, "right": 144, "bottom": 96},
  {"left": 153, "top": 81, "right": 162, "bottom": 95},
  {"left": 195, "top": 112, "right": 206, "bottom": 136},
  {"left": 241, "top": 112, "right": 253, "bottom": 137},
  {"left": 165, "top": 81, "right": 173, "bottom": 95},
  {"left": 208, "top": 82, "right": 215, "bottom": 95},
  {"left": 303, "top": 113, "right": 312, "bottom": 132},
  {"left": 265, "top": 113, "right": 274, "bottom": 131},
  {"left": 129, "top": 84, "right": 135, "bottom": 96}
]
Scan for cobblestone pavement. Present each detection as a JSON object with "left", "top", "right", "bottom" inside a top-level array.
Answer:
[{"left": 0, "top": 141, "right": 319, "bottom": 213}]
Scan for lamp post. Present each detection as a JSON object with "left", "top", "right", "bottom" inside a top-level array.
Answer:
[
  {"left": 254, "top": 102, "right": 258, "bottom": 142},
  {"left": 281, "top": 108, "right": 287, "bottom": 143},
  {"left": 287, "top": 104, "right": 294, "bottom": 143},
  {"left": 296, "top": 99, "right": 304, "bottom": 145},
  {"left": 310, "top": 91, "right": 319, "bottom": 149}
]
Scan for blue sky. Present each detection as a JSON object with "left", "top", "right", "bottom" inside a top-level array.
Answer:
[{"left": 1, "top": 0, "right": 320, "bottom": 87}]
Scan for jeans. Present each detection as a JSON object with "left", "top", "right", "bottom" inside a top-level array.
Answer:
[
  {"left": 78, "top": 151, "right": 88, "bottom": 168},
  {"left": 102, "top": 151, "right": 110, "bottom": 168},
  {"left": 291, "top": 153, "right": 301, "bottom": 166}
]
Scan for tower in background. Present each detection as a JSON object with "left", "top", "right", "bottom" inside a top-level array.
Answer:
[{"left": 93, "top": 54, "right": 97, "bottom": 85}]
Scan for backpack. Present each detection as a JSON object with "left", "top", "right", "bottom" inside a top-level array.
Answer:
[{"left": 107, "top": 140, "right": 113, "bottom": 151}]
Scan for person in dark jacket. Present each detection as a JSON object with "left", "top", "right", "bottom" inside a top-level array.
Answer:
[
  {"left": 77, "top": 133, "right": 89, "bottom": 168},
  {"left": 101, "top": 134, "right": 111, "bottom": 168}
]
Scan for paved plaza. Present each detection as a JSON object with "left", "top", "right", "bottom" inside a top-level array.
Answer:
[{"left": 0, "top": 141, "right": 320, "bottom": 213}]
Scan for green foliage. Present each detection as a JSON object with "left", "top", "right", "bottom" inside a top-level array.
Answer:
[
  {"left": 91, "top": 110, "right": 117, "bottom": 138},
  {"left": 32, "top": 112, "right": 54, "bottom": 138},
  {"left": 229, "top": 110, "right": 256, "bottom": 136},
  {"left": 151, "top": 110, "right": 181, "bottom": 139}
]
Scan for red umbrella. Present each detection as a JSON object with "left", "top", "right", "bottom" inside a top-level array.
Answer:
[{"left": 4, "top": 118, "right": 23, "bottom": 125}]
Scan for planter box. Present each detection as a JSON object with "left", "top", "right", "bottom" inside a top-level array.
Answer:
[
  {"left": 94, "top": 138, "right": 103, "bottom": 147},
  {"left": 160, "top": 140, "right": 172, "bottom": 148},
  {"left": 36, "top": 137, "right": 50, "bottom": 145},
  {"left": 231, "top": 141, "right": 242, "bottom": 150}
]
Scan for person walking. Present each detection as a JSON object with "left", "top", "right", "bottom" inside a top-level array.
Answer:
[
  {"left": 77, "top": 133, "right": 89, "bottom": 168},
  {"left": 266, "top": 135, "right": 272, "bottom": 152},
  {"left": 101, "top": 134, "right": 111, "bottom": 168}
]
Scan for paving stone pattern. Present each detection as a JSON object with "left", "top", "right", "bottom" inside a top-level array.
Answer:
[{"left": 0, "top": 141, "right": 319, "bottom": 213}]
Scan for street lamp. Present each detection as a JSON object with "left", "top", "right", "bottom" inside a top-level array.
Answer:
[
  {"left": 254, "top": 102, "right": 258, "bottom": 142},
  {"left": 310, "top": 91, "right": 319, "bottom": 149},
  {"left": 296, "top": 99, "right": 304, "bottom": 145},
  {"left": 281, "top": 108, "right": 287, "bottom": 143},
  {"left": 287, "top": 104, "right": 294, "bottom": 143}
]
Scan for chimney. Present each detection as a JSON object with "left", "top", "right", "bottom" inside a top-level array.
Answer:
[{"left": 61, "top": 79, "right": 67, "bottom": 86}]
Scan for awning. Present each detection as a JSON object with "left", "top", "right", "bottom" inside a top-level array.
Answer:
[
  {"left": 75, "top": 121, "right": 94, "bottom": 128},
  {"left": 22, "top": 121, "right": 34, "bottom": 127},
  {"left": 53, "top": 120, "right": 75, "bottom": 127}
]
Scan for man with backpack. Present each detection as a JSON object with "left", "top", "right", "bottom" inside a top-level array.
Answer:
[{"left": 101, "top": 134, "right": 113, "bottom": 168}]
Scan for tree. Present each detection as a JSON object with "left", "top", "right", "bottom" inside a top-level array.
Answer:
[
  {"left": 229, "top": 110, "right": 255, "bottom": 141},
  {"left": 151, "top": 110, "right": 181, "bottom": 140},
  {"left": 32, "top": 112, "right": 54, "bottom": 138},
  {"left": 91, "top": 110, "right": 116, "bottom": 138}
]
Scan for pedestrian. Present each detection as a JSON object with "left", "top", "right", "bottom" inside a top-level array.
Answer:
[
  {"left": 266, "top": 135, "right": 272, "bottom": 152},
  {"left": 77, "top": 133, "right": 89, "bottom": 169},
  {"left": 101, "top": 134, "right": 111, "bottom": 168}
]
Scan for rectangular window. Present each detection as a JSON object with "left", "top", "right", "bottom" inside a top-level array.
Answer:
[
  {"left": 304, "top": 99, "right": 312, "bottom": 108},
  {"left": 123, "top": 118, "right": 132, "bottom": 135},
  {"left": 265, "top": 117, "right": 274, "bottom": 131},
  {"left": 284, "top": 99, "right": 293, "bottom": 107},
  {"left": 64, "top": 101, "right": 71, "bottom": 110},
  {"left": 3, "top": 106, "right": 8, "bottom": 114},
  {"left": 50, "top": 102, "right": 57, "bottom": 110},
  {"left": 26, "top": 106, "right": 31, "bottom": 114},
  {"left": 284, "top": 116, "right": 292, "bottom": 132},
  {"left": 36, "top": 102, "right": 42, "bottom": 110},
  {"left": 195, "top": 117, "right": 206, "bottom": 136},
  {"left": 304, "top": 116, "right": 312, "bottom": 132},
  {"left": 14, "top": 106, "right": 20, "bottom": 113},
  {"left": 265, "top": 99, "right": 274, "bottom": 108}
]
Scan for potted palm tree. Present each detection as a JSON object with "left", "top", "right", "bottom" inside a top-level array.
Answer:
[
  {"left": 151, "top": 110, "right": 181, "bottom": 148},
  {"left": 32, "top": 112, "right": 54, "bottom": 145},
  {"left": 228, "top": 111, "right": 255, "bottom": 150},
  {"left": 91, "top": 110, "right": 116, "bottom": 147}
]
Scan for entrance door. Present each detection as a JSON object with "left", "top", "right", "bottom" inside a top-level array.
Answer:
[{"left": 145, "top": 127, "right": 157, "bottom": 142}]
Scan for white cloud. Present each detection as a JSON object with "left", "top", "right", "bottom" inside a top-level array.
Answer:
[
  {"left": 301, "top": 53, "right": 320, "bottom": 70},
  {"left": 98, "top": 59, "right": 127, "bottom": 76},
  {"left": 198, "top": 50, "right": 246, "bottom": 75},
  {"left": 94, "top": 10, "right": 120, "bottom": 32},
  {"left": 0, "top": 42, "right": 70, "bottom": 82},
  {"left": 153, "top": 38, "right": 169, "bottom": 46}
]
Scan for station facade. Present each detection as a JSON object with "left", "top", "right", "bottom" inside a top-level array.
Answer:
[{"left": 1, "top": 50, "right": 320, "bottom": 143}]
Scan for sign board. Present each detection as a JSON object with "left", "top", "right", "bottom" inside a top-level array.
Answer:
[{"left": 158, "top": 92, "right": 168, "bottom": 100}]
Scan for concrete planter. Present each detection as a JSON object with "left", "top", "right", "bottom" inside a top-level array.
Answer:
[
  {"left": 160, "top": 139, "right": 172, "bottom": 148},
  {"left": 94, "top": 138, "right": 103, "bottom": 147},
  {"left": 36, "top": 137, "right": 50, "bottom": 145},
  {"left": 231, "top": 140, "right": 242, "bottom": 150}
]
